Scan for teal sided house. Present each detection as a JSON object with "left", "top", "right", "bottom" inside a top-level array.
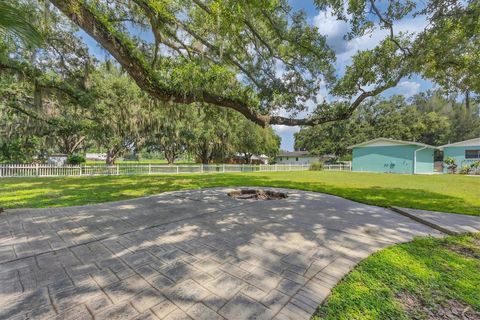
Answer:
[
  {"left": 348, "top": 138, "right": 437, "bottom": 174},
  {"left": 439, "top": 137, "right": 480, "bottom": 172}
]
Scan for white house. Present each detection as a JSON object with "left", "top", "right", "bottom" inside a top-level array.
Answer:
[
  {"left": 274, "top": 151, "right": 318, "bottom": 165},
  {"left": 232, "top": 153, "right": 269, "bottom": 164},
  {"left": 86, "top": 153, "right": 107, "bottom": 161},
  {"left": 47, "top": 154, "right": 68, "bottom": 166}
]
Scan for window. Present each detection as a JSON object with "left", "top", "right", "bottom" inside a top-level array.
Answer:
[
  {"left": 296, "top": 157, "right": 299, "bottom": 161},
  {"left": 465, "top": 150, "right": 480, "bottom": 159}
]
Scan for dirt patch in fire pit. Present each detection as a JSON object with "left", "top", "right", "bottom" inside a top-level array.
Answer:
[{"left": 227, "top": 189, "right": 288, "bottom": 200}]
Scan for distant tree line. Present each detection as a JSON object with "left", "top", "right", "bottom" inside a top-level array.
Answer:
[
  {"left": 295, "top": 91, "right": 480, "bottom": 159},
  {"left": 0, "top": 65, "right": 279, "bottom": 164}
]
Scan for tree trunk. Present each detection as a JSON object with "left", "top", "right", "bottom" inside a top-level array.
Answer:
[
  {"left": 106, "top": 149, "right": 118, "bottom": 165},
  {"left": 201, "top": 154, "right": 209, "bottom": 164},
  {"left": 163, "top": 145, "right": 177, "bottom": 164},
  {"left": 465, "top": 90, "right": 470, "bottom": 111},
  {"left": 196, "top": 141, "right": 210, "bottom": 164},
  {"left": 165, "top": 151, "right": 175, "bottom": 164},
  {"left": 243, "top": 153, "right": 252, "bottom": 164},
  {"left": 60, "top": 136, "right": 85, "bottom": 155}
]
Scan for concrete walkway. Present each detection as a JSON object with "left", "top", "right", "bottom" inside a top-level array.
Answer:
[
  {"left": 0, "top": 188, "right": 444, "bottom": 320},
  {"left": 392, "top": 207, "right": 480, "bottom": 235}
]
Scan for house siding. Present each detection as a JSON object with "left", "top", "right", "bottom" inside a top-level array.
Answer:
[
  {"left": 352, "top": 145, "right": 414, "bottom": 173},
  {"left": 275, "top": 156, "right": 318, "bottom": 165},
  {"left": 352, "top": 145, "right": 435, "bottom": 174},
  {"left": 443, "top": 145, "right": 480, "bottom": 172},
  {"left": 415, "top": 148, "right": 435, "bottom": 173}
]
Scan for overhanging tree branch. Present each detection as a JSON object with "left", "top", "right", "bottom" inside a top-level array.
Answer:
[
  {"left": 49, "top": 0, "right": 274, "bottom": 126},
  {"left": 49, "top": 0, "right": 405, "bottom": 127},
  {"left": 0, "top": 59, "right": 89, "bottom": 105}
]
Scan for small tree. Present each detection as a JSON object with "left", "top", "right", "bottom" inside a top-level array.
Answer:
[
  {"left": 459, "top": 165, "right": 471, "bottom": 175},
  {"left": 444, "top": 157, "right": 458, "bottom": 174}
]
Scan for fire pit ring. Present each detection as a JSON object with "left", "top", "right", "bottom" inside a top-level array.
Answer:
[{"left": 227, "top": 189, "right": 288, "bottom": 200}]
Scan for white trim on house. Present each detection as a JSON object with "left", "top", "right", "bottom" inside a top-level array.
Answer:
[
  {"left": 438, "top": 137, "right": 480, "bottom": 149},
  {"left": 347, "top": 138, "right": 437, "bottom": 149},
  {"left": 413, "top": 146, "right": 427, "bottom": 174}
]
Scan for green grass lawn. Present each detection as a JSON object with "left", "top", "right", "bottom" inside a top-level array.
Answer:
[
  {"left": 314, "top": 233, "right": 480, "bottom": 319},
  {"left": 1, "top": 171, "right": 479, "bottom": 215}
]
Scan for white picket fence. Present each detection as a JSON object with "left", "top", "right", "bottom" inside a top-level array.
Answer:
[
  {"left": 324, "top": 163, "right": 352, "bottom": 171},
  {"left": 0, "top": 163, "right": 309, "bottom": 178},
  {"left": 0, "top": 162, "right": 352, "bottom": 178}
]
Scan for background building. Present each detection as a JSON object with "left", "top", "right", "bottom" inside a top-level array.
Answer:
[
  {"left": 440, "top": 137, "right": 480, "bottom": 172},
  {"left": 349, "top": 138, "right": 437, "bottom": 174},
  {"left": 275, "top": 151, "right": 318, "bottom": 165}
]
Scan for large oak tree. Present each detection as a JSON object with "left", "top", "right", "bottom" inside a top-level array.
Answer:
[
  {"left": 2, "top": 0, "right": 477, "bottom": 128},
  {"left": 46, "top": 0, "right": 416, "bottom": 126}
]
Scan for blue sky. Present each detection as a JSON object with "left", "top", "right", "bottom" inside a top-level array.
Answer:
[
  {"left": 274, "top": 1, "right": 432, "bottom": 150},
  {"left": 79, "top": 1, "right": 432, "bottom": 151}
]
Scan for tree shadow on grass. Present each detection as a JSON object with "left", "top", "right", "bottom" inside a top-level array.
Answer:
[{"left": 1, "top": 174, "right": 478, "bottom": 215}]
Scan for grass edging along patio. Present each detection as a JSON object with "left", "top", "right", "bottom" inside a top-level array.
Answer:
[
  {"left": 312, "top": 233, "right": 480, "bottom": 320},
  {"left": 1, "top": 171, "right": 479, "bottom": 215},
  {"left": 389, "top": 207, "right": 456, "bottom": 235}
]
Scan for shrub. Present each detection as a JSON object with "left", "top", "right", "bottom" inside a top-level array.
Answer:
[
  {"left": 67, "top": 154, "right": 86, "bottom": 165},
  {"left": 309, "top": 161, "right": 324, "bottom": 171},
  {"left": 459, "top": 165, "right": 471, "bottom": 175},
  {"left": 444, "top": 157, "right": 457, "bottom": 174},
  {"left": 470, "top": 161, "right": 480, "bottom": 175}
]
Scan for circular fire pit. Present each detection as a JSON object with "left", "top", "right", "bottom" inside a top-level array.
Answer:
[{"left": 227, "top": 189, "right": 288, "bottom": 200}]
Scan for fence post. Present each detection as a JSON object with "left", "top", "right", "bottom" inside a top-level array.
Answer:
[
  {"left": 116, "top": 164, "right": 120, "bottom": 175},
  {"left": 35, "top": 163, "right": 39, "bottom": 177},
  {"left": 349, "top": 161, "right": 352, "bottom": 171},
  {"left": 200, "top": 164, "right": 203, "bottom": 174},
  {"left": 176, "top": 166, "right": 179, "bottom": 174},
  {"left": 79, "top": 165, "right": 82, "bottom": 176},
  {"left": 148, "top": 164, "right": 152, "bottom": 175},
  {"left": 222, "top": 164, "right": 225, "bottom": 173},
  {"left": 241, "top": 163, "right": 244, "bottom": 172}
]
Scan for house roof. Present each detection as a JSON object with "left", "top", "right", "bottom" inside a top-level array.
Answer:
[
  {"left": 347, "top": 138, "right": 438, "bottom": 150},
  {"left": 234, "top": 153, "right": 269, "bottom": 159},
  {"left": 277, "top": 151, "right": 312, "bottom": 157},
  {"left": 438, "top": 137, "right": 480, "bottom": 149}
]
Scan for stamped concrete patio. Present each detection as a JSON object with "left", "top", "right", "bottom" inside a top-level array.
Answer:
[{"left": 0, "top": 188, "right": 444, "bottom": 320}]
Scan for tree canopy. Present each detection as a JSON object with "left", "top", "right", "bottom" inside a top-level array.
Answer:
[
  {"left": 295, "top": 91, "right": 480, "bottom": 159},
  {"left": 2, "top": 0, "right": 476, "bottom": 127},
  {"left": 0, "top": 0, "right": 479, "bottom": 164}
]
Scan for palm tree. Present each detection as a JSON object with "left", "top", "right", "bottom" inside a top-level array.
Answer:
[{"left": 0, "top": 1, "right": 42, "bottom": 46}]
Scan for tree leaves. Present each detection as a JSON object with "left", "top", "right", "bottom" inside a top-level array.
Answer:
[{"left": 0, "top": 1, "right": 43, "bottom": 47}]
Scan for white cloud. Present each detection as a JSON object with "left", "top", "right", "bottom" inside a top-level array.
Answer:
[
  {"left": 389, "top": 80, "right": 421, "bottom": 98},
  {"left": 313, "top": 9, "right": 350, "bottom": 53},
  {"left": 313, "top": 10, "right": 429, "bottom": 73},
  {"left": 273, "top": 125, "right": 300, "bottom": 135}
]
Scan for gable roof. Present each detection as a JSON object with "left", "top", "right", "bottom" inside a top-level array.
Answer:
[
  {"left": 277, "top": 151, "right": 312, "bottom": 157},
  {"left": 347, "top": 138, "right": 438, "bottom": 150},
  {"left": 439, "top": 137, "right": 480, "bottom": 149}
]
